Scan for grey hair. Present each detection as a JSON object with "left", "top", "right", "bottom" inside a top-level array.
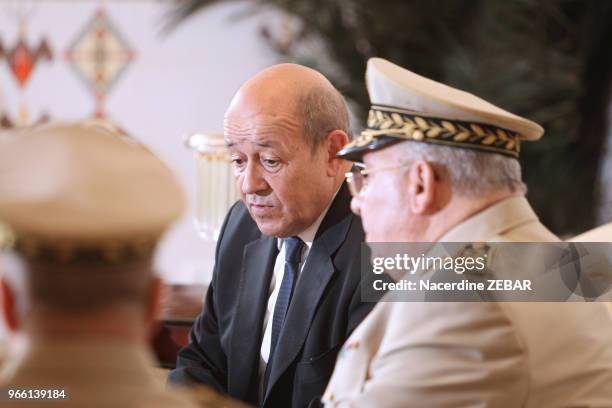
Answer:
[
  {"left": 301, "top": 84, "right": 351, "bottom": 152},
  {"left": 394, "top": 141, "right": 526, "bottom": 196}
]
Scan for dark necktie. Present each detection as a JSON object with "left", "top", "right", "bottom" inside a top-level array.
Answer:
[{"left": 269, "top": 236, "right": 305, "bottom": 358}]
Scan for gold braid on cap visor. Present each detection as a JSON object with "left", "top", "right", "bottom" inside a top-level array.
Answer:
[{"left": 345, "top": 105, "right": 522, "bottom": 158}]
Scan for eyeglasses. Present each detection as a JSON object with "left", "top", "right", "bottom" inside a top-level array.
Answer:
[{"left": 345, "top": 163, "right": 412, "bottom": 196}]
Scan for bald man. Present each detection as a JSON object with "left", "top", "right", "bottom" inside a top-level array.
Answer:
[{"left": 168, "top": 65, "right": 384, "bottom": 407}]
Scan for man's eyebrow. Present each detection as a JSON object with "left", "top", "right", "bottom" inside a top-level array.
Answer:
[
  {"left": 255, "top": 140, "right": 281, "bottom": 148},
  {"left": 225, "top": 139, "right": 283, "bottom": 149}
]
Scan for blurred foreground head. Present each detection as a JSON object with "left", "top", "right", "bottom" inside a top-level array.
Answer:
[{"left": 0, "top": 121, "right": 184, "bottom": 339}]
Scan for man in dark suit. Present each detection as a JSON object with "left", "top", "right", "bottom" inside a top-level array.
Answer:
[{"left": 168, "top": 64, "right": 382, "bottom": 407}]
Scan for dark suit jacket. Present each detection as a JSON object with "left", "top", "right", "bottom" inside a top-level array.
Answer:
[{"left": 168, "top": 183, "right": 383, "bottom": 407}]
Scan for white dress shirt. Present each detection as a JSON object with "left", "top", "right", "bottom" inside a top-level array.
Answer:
[{"left": 258, "top": 192, "right": 337, "bottom": 398}]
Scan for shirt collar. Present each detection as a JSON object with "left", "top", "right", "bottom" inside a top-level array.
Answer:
[
  {"left": 438, "top": 196, "right": 539, "bottom": 242},
  {"left": 406, "top": 196, "right": 540, "bottom": 278}
]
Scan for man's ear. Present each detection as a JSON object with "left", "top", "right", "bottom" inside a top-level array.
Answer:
[
  {"left": 324, "top": 130, "right": 350, "bottom": 176},
  {"left": 1, "top": 279, "right": 19, "bottom": 332},
  {"left": 145, "top": 276, "right": 163, "bottom": 338},
  {"left": 408, "top": 160, "right": 437, "bottom": 215}
]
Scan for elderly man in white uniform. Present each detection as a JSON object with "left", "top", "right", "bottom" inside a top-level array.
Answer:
[{"left": 322, "top": 58, "right": 612, "bottom": 407}]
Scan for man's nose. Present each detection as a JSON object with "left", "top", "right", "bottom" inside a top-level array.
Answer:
[{"left": 241, "top": 162, "right": 269, "bottom": 195}]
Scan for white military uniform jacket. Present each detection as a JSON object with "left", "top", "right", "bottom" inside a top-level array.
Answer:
[
  {"left": 571, "top": 222, "right": 612, "bottom": 242},
  {"left": 0, "top": 338, "right": 204, "bottom": 408},
  {"left": 323, "top": 196, "right": 612, "bottom": 407}
]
